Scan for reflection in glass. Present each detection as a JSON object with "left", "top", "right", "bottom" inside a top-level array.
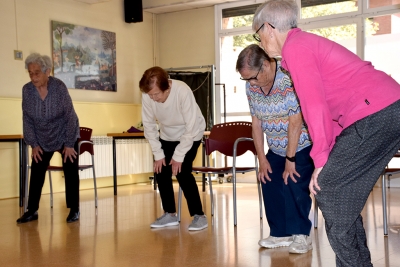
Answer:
[
  {"left": 301, "top": 0, "right": 358, "bottom": 19},
  {"left": 368, "top": 0, "right": 400, "bottom": 9},
  {"left": 221, "top": 4, "right": 259, "bottom": 29},
  {"left": 306, "top": 24, "right": 358, "bottom": 54},
  {"left": 365, "top": 13, "right": 400, "bottom": 83}
]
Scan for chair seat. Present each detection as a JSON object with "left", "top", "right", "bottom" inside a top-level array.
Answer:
[
  {"left": 47, "top": 166, "right": 64, "bottom": 171},
  {"left": 192, "top": 166, "right": 256, "bottom": 174},
  {"left": 79, "top": 164, "right": 94, "bottom": 170},
  {"left": 384, "top": 168, "right": 400, "bottom": 175}
]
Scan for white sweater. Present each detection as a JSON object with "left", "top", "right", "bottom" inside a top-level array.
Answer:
[{"left": 142, "top": 79, "right": 206, "bottom": 162}]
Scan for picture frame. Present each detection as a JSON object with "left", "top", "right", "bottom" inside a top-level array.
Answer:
[{"left": 51, "top": 21, "right": 117, "bottom": 91}]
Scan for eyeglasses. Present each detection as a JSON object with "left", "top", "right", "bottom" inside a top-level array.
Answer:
[
  {"left": 252, "top": 22, "right": 275, "bottom": 42},
  {"left": 240, "top": 63, "right": 263, "bottom": 82}
]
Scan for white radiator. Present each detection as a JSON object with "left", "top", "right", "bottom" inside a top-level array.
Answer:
[{"left": 79, "top": 136, "right": 153, "bottom": 179}]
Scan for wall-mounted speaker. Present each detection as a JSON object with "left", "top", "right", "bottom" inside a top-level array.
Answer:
[{"left": 124, "top": 0, "right": 143, "bottom": 23}]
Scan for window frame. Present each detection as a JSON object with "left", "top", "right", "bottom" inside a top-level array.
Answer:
[{"left": 214, "top": 0, "right": 400, "bottom": 125}]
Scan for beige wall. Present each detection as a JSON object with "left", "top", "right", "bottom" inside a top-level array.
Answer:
[
  {"left": 0, "top": 0, "right": 216, "bottom": 199},
  {"left": 156, "top": 7, "right": 215, "bottom": 68},
  {"left": 156, "top": 6, "right": 215, "bottom": 168}
]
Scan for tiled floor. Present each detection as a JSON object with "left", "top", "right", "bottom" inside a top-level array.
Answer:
[{"left": 2, "top": 182, "right": 400, "bottom": 267}]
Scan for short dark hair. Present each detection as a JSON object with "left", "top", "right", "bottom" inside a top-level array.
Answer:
[
  {"left": 139, "top": 66, "right": 170, "bottom": 93},
  {"left": 236, "top": 44, "right": 270, "bottom": 72}
]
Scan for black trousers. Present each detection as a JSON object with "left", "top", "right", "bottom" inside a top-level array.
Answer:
[
  {"left": 315, "top": 100, "right": 400, "bottom": 267},
  {"left": 27, "top": 140, "right": 80, "bottom": 211},
  {"left": 156, "top": 139, "right": 204, "bottom": 217}
]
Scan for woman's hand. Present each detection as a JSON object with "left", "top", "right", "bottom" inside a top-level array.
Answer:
[
  {"left": 169, "top": 159, "right": 182, "bottom": 176},
  {"left": 154, "top": 158, "right": 166, "bottom": 174},
  {"left": 31, "top": 146, "right": 43, "bottom": 163},
  {"left": 309, "top": 167, "right": 323, "bottom": 195},
  {"left": 258, "top": 160, "right": 272, "bottom": 184},
  {"left": 283, "top": 161, "right": 300, "bottom": 185},
  {"left": 62, "top": 147, "right": 77, "bottom": 163}
]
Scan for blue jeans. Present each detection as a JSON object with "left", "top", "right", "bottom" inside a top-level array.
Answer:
[{"left": 262, "top": 145, "right": 314, "bottom": 237}]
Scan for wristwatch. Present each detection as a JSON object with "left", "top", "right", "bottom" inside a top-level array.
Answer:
[{"left": 286, "top": 155, "right": 296, "bottom": 162}]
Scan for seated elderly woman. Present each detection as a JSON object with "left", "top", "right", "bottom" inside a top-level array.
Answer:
[{"left": 17, "top": 53, "right": 81, "bottom": 224}]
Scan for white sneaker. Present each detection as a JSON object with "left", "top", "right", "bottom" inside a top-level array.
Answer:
[
  {"left": 150, "top": 213, "right": 179, "bottom": 228},
  {"left": 289, "top": 235, "right": 312, "bottom": 254},
  {"left": 258, "top": 236, "right": 293, "bottom": 248},
  {"left": 188, "top": 215, "right": 208, "bottom": 231}
]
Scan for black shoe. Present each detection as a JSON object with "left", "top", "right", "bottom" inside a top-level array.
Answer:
[
  {"left": 17, "top": 211, "right": 38, "bottom": 224},
  {"left": 66, "top": 210, "right": 80, "bottom": 223}
]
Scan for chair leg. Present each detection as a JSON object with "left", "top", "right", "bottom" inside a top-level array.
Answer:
[
  {"left": 256, "top": 177, "right": 263, "bottom": 220},
  {"left": 153, "top": 173, "right": 157, "bottom": 190},
  {"left": 382, "top": 174, "right": 388, "bottom": 235},
  {"left": 48, "top": 171, "right": 53, "bottom": 208},
  {"left": 178, "top": 187, "right": 182, "bottom": 222},
  {"left": 314, "top": 197, "right": 318, "bottom": 228},
  {"left": 92, "top": 168, "right": 98, "bottom": 208},
  {"left": 25, "top": 166, "right": 30, "bottom": 213},
  {"left": 233, "top": 171, "right": 237, "bottom": 226},
  {"left": 255, "top": 161, "right": 262, "bottom": 220},
  {"left": 208, "top": 173, "right": 214, "bottom": 216}
]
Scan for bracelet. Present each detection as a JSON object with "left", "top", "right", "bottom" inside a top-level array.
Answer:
[{"left": 286, "top": 155, "right": 296, "bottom": 162}]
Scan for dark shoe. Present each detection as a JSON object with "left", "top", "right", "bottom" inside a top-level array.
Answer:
[
  {"left": 16, "top": 211, "right": 38, "bottom": 224},
  {"left": 66, "top": 210, "right": 80, "bottom": 223}
]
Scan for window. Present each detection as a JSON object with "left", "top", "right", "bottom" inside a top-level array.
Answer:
[
  {"left": 301, "top": 0, "right": 358, "bottom": 19},
  {"left": 365, "top": 13, "right": 400, "bottom": 83},
  {"left": 221, "top": 4, "right": 260, "bottom": 29}
]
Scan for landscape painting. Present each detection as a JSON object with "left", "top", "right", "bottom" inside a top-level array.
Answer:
[{"left": 51, "top": 21, "right": 117, "bottom": 91}]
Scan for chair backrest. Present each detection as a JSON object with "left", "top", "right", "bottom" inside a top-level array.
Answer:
[
  {"left": 205, "top": 121, "right": 256, "bottom": 157},
  {"left": 79, "top": 127, "right": 93, "bottom": 155}
]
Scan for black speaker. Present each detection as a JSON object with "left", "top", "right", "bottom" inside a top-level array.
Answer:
[{"left": 124, "top": 0, "right": 143, "bottom": 23}]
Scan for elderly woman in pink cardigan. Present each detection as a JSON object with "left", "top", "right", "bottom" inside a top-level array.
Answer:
[{"left": 252, "top": 1, "right": 400, "bottom": 266}]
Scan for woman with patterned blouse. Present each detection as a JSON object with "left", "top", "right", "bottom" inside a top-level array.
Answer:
[
  {"left": 236, "top": 44, "right": 314, "bottom": 254},
  {"left": 17, "top": 53, "right": 80, "bottom": 224}
]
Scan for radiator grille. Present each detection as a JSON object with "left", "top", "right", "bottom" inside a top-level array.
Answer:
[{"left": 79, "top": 136, "right": 153, "bottom": 179}]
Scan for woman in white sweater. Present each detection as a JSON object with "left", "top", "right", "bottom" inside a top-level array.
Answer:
[{"left": 139, "top": 66, "right": 207, "bottom": 231}]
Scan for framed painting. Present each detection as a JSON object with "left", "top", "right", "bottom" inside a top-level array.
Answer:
[{"left": 51, "top": 21, "right": 117, "bottom": 91}]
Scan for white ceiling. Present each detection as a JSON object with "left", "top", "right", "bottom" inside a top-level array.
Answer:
[{"left": 73, "top": 0, "right": 241, "bottom": 14}]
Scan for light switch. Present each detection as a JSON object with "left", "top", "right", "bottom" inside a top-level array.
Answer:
[{"left": 14, "top": 50, "right": 23, "bottom": 60}]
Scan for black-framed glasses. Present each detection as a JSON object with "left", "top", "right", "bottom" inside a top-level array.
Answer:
[
  {"left": 252, "top": 22, "right": 275, "bottom": 42},
  {"left": 240, "top": 63, "right": 263, "bottom": 81}
]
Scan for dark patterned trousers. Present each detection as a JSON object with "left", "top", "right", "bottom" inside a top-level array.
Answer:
[{"left": 315, "top": 100, "right": 400, "bottom": 267}]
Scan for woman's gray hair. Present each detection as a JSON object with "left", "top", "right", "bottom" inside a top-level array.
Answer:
[
  {"left": 253, "top": 0, "right": 298, "bottom": 33},
  {"left": 25, "top": 53, "right": 53, "bottom": 73},
  {"left": 236, "top": 44, "right": 270, "bottom": 72}
]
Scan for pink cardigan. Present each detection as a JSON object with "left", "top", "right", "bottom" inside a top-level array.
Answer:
[{"left": 281, "top": 28, "right": 400, "bottom": 168}]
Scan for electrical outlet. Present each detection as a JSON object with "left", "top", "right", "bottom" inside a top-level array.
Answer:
[{"left": 14, "top": 50, "right": 23, "bottom": 60}]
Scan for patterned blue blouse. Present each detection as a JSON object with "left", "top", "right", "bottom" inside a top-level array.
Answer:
[
  {"left": 22, "top": 76, "right": 80, "bottom": 152},
  {"left": 246, "top": 60, "right": 312, "bottom": 157}
]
